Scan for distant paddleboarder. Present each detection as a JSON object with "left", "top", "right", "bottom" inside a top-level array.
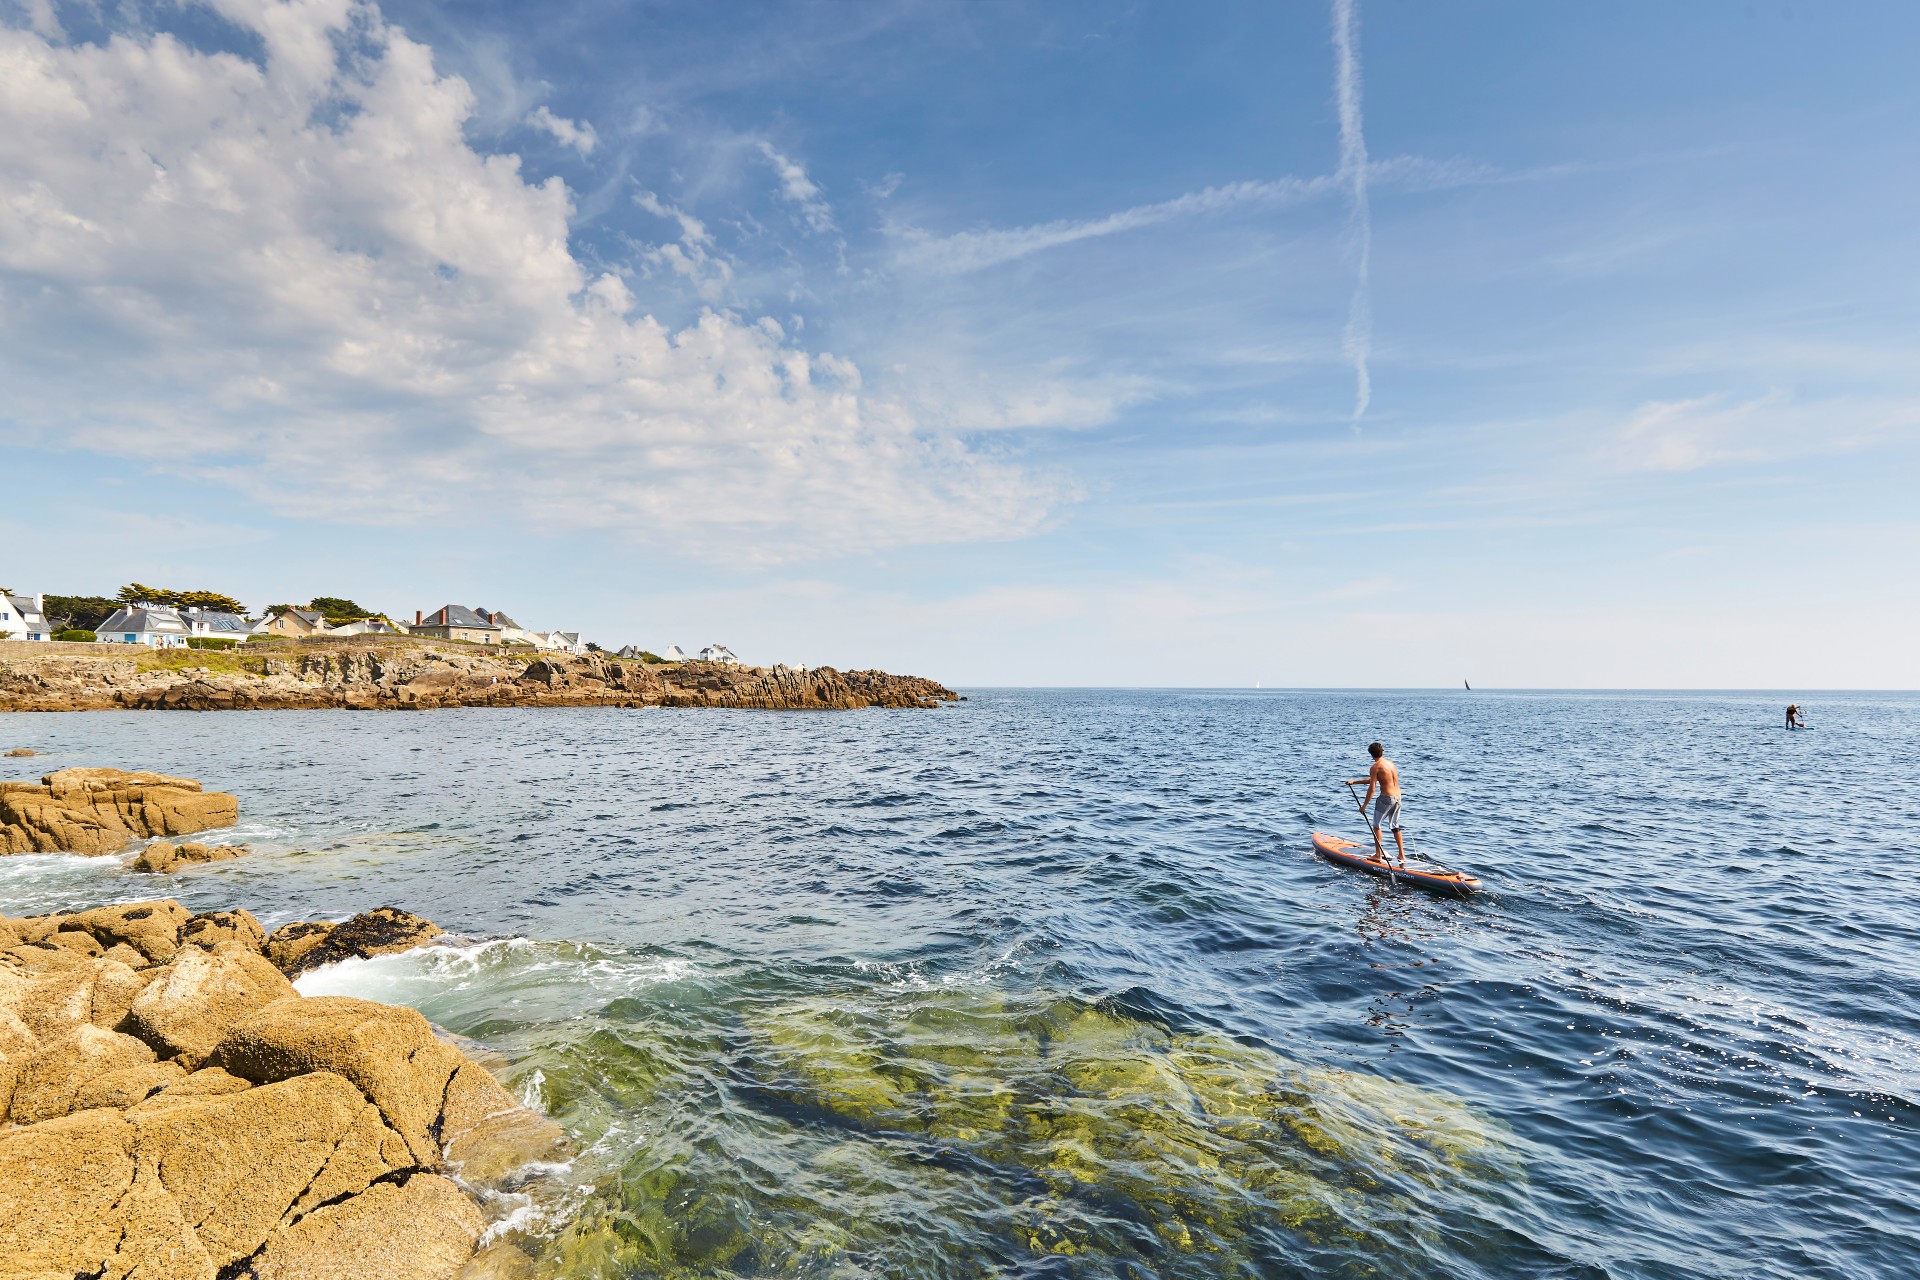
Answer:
[
  {"left": 1786, "top": 703, "right": 1806, "bottom": 729},
  {"left": 1345, "top": 742, "right": 1406, "bottom": 866}
]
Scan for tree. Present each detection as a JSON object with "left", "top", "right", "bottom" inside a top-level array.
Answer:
[
  {"left": 44, "top": 596, "right": 120, "bottom": 631},
  {"left": 176, "top": 590, "right": 247, "bottom": 614},
  {"left": 306, "top": 597, "right": 373, "bottom": 621},
  {"left": 118, "top": 582, "right": 177, "bottom": 606}
]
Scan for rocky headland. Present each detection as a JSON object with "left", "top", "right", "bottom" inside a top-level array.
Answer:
[
  {"left": 0, "top": 637, "right": 958, "bottom": 712},
  {"left": 0, "top": 899, "right": 560, "bottom": 1280},
  {"left": 0, "top": 770, "right": 563, "bottom": 1278}
]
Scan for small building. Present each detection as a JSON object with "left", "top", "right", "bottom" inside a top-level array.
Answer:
[
  {"left": 180, "top": 607, "right": 252, "bottom": 644},
  {"left": 0, "top": 592, "right": 51, "bottom": 641},
  {"left": 698, "top": 644, "right": 739, "bottom": 665},
  {"left": 411, "top": 605, "right": 501, "bottom": 645},
  {"left": 615, "top": 645, "right": 645, "bottom": 660},
  {"left": 660, "top": 645, "right": 689, "bottom": 662},
  {"left": 97, "top": 606, "right": 191, "bottom": 647},
  {"left": 254, "top": 609, "right": 331, "bottom": 639},
  {"left": 329, "top": 618, "right": 401, "bottom": 637}
]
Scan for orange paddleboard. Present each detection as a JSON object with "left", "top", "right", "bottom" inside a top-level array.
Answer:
[{"left": 1311, "top": 832, "right": 1482, "bottom": 896}]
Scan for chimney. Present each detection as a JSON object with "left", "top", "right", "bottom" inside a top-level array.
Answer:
[{"left": 415, "top": 610, "right": 423, "bottom": 625}]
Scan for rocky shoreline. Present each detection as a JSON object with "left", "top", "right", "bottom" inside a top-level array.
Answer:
[
  {"left": 0, "top": 769, "right": 561, "bottom": 1279},
  {"left": 0, "top": 637, "right": 959, "bottom": 712}
]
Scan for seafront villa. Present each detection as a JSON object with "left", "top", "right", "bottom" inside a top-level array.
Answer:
[
  {"left": 698, "top": 644, "right": 741, "bottom": 665},
  {"left": 0, "top": 592, "right": 52, "bottom": 641},
  {"left": 255, "top": 608, "right": 330, "bottom": 638},
  {"left": 96, "top": 605, "right": 193, "bottom": 647}
]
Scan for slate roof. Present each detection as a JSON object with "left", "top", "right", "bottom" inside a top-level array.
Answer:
[
  {"left": 419, "top": 604, "right": 500, "bottom": 630},
  {"left": 98, "top": 606, "right": 189, "bottom": 634},
  {"left": 182, "top": 608, "right": 253, "bottom": 634}
]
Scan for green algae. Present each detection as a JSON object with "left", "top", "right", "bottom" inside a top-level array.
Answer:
[{"left": 508, "top": 986, "right": 1520, "bottom": 1279}]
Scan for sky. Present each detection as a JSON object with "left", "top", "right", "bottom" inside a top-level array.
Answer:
[{"left": 1, "top": 0, "right": 1915, "bottom": 687}]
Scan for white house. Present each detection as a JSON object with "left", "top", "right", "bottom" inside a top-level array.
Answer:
[
  {"left": 180, "top": 607, "right": 252, "bottom": 644},
  {"left": 329, "top": 618, "right": 402, "bottom": 636},
  {"left": 96, "top": 606, "right": 191, "bottom": 647},
  {"left": 698, "top": 644, "right": 740, "bottom": 665},
  {"left": 660, "top": 645, "right": 689, "bottom": 662},
  {"left": 0, "top": 592, "right": 51, "bottom": 641}
]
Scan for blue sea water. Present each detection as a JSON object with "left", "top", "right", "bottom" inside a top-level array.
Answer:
[{"left": 1, "top": 690, "right": 1916, "bottom": 1279}]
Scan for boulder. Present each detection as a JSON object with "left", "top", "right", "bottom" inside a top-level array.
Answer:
[
  {"left": 62, "top": 898, "right": 190, "bottom": 964},
  {"left": 72, "top": 1059, "right": 187, "bottom": 1110},
  {"left": 134, "top": 841, "right": 251, "bottom": 874},
  {"left": 150, "top": 1065, "right": 254, "bottom": 1102},
  {"left": 244, "top": 1173, "right": 482, "bottom": 1280},
  {"left": 8, "top": 1024, "right": 156, "bottom": 1123},
  {"left": 0, "top": 951, "right": 151, "bottom": 1042},
  {"left": 86, "top": 957, "right": 153, "bottom": 1029},
  {"left": 0, "top": 768, "right": 239, "bottom": 856},
  {"left": 44, "top": 927, "right": 103, "bottom": 958},
  {"left": 127, "top": 1071, "right": 410, "bottom": 1272},
  {"left": 125, "top": 946, "right": 298, "bottom": 1067},
  {"left": 0, "top": 1007, "right": 37, "bottom": 1117},
  {"left": 0, "top": 1109, "right": 158, "bottom": 1279},
  {"left": 181, "top": 908, "right": 268, "bottom": 955},
  {"left": 439, "top": 1059, "right": 571, "bottom": 1189},
  {"left": 279, "top": 907, "right": 444, "bottom": 976},
  {"left": 1, "top": 747, "right": 36, "bottom": 757},
  {"left": 213, "top": 996, "right": 466, "bottom": 1165},
  {"left": 265, "top": 920, "right": 337, "bottom": 973},
  {"left": 102, "top": 941, "right": 150, "bottom": 968}
]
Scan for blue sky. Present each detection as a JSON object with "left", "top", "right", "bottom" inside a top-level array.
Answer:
[{"left": 2, "top": 0, "right": 1915, "bottom": 686}]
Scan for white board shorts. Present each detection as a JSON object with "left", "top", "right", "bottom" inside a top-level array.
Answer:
[{"left": 1372, "top": 795, "right": 1402, "bottom": 833}]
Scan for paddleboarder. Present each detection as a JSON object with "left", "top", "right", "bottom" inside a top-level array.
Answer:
[
  {"left": 1786, "top": 703, "right": 1805, "bottom": 729},
  {"left": 1345, "top": 742, "right": 1406, "bottom": 866}
]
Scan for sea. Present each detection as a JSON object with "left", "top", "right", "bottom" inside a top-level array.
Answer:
[{"left": 1, "top": 689, "right": 1915, "bottom": 1280}]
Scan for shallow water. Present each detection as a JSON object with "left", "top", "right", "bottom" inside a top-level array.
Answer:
[{"left": 2, "top": 690, "right": 1916, "bottom": 1278}]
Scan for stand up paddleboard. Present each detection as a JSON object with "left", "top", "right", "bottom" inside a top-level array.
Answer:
[{"left": 1311, "top": 832, "right": 1482, "bottom": 896}]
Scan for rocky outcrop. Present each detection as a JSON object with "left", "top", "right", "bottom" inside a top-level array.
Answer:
[
  {"left": 134, "top": 840, "right": 251, "bottom": 873},
  {"left": 0, "top": 900, "right": 564, "bottom": 1280},
  {"left": 269, "top": 907, "right": 444, "bottom": 977},
  {"left": 0, "top": 638, "right": 959, "bottom": 712},
  {"left": 0, "top": 768, "right": 239, "bottom": 855}
]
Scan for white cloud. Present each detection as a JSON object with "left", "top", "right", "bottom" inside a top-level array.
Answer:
[
  {"left": 1608, "top": 392, "right": 1920, "bottom": 472},
  {"left": 633, "top": 188, "right": 732, "bottom": 300},
  {"left": 0, "top": 1, "right": 1056, "bottom": 555},
  {"left": 527, "top": 104, "right": 596, "bottom": 155},
  {"left": 755, "top": 140, "right": 834, "bottom": 234}
]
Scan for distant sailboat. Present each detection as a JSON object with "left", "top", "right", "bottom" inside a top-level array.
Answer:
[{"left": 1464, "top": 680, "right": 1471, "bottom": 690}]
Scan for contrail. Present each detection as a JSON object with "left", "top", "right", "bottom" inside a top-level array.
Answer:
[{"left": 1332, "top": 0, "right": 1371, "bottom": 423}]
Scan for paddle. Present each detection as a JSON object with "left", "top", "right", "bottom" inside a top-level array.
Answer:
[{"left": 1343, "top": 780, "right": 1399, "bottom": 883}]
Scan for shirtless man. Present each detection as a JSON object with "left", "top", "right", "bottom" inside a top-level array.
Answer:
[{"left": 1346, "top": 742, "right": 1406, "bottom": 865}]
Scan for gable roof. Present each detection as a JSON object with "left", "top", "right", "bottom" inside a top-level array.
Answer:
[
  {"left": 98, "top": 606, "right": 189, "bottom": 634},
  {"left": 182, "top": 608, "right": 252, "bottom": 633},
  {"left": 419, "top": 604, "right": 499, "bottom": 630}
]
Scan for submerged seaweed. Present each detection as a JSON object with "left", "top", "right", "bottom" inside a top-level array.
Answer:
[{"left": 496, "top": 986, "right": 1520, "bottom": 1279}]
